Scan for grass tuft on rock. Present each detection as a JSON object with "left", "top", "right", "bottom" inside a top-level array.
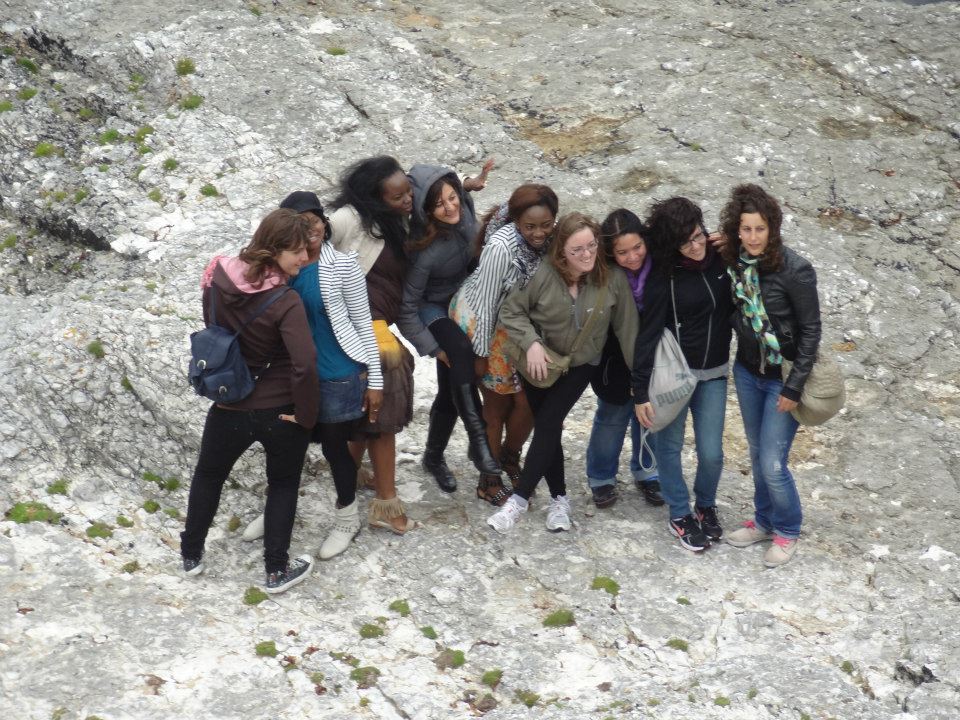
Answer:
[
  {"left": 841, "top": 660, "right": 854, "bottom": 674},
  {"left": 122, "top": 560, "right": 140, "bottom": 573},
  {"left": 162, "top": 157, "right": 179, "bottom": 171},
  {"left": 747, "top": 688, "right": 758, "bottom": 699},
  {"left": 481, "top": 669, "right": 503, "bottom": 689},
  {"left": 227, "top": 516, "right": 241, "bottom": 532},
  {"left": 542, "top": 609, "right": 575, "bottom": 627},
  {"left": 0, "top": 100, "right": 13, "bottom": 113},
  {"left": 98, "top": 128, "right": 121, "bottom": 144},
  {"left": 116, "top": 515, "right": 134, "bottom": 528},
  {"left": 46, "top": 479, "right": 69, "bottom": 496},
  {"left": 180, "top": 93, "right": 203, "bottom": 110},
  {"left": 420, "top": 625, "right": 438, "bottom": 640},
  {"left": 714, "top": 696, "right": 730, "bottom": 707},
  {"left": 350, "top": 666, "right": 380, "bottom": 688},
  {"left": 388, "top": 599, "right": 410, "bottom": 616},
  {"left": 435, "top": 648, "right": 465, "bottom": 670},
  {"left": 86, "top": 522, "right": 113, "bottom": 539},
  {"left": 6, "top": 501, "right": 60, "bottom": 524},
  {"left": 34, "top": 142, "right": 61, "bottom": 158},
  {"left": 142, "top": 500, "right": 160, "bottom": 514},
  {"left": 326, "top": 47, "right": 347, "bottom": 56},
  {"left": 244, "top": 587, "right": 268, "bottom": 605},
  {"left": 200, "top": 183, "right": 219, "bottom": 197},
  {"left": 17, "top": 57, "right": 39, "bottom": 73},
  {"left": 86, "top": 340, "right": 105, "bottom": 359},
  {"left": 666, "top": 638, "right": 689, "bottom": 653},
  {"left": 17, "top": 87, "right": 38, "bottom": 101},
  {"left": 515, "top": 690, "right": 539, "bottom": 708},
  {"left": 175, "top": 58, "right": 196, "bottom": 76},
  {"left": 255, "top": 640, "right": 277, "bottom": 657},
  {"left": 2, "top": 234, "right": 16, "bottom": 250},
  {"left": 676, "top": 596, "right": 692, "bottom": 605},
  {"left": 359, "top": 623, "right": 385, "bottom": 639},
  {"left": 591, "top": 576, "right": 620, "bottom": 596},
  {"left": 74, "top": 189, "right": 88, "bottom": 204}
]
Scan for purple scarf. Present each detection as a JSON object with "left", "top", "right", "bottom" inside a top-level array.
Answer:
[
  {"left": 678, "top": 244, "right": 716, "bottom": 272},
  {"left": 626, "top": 257, "right": 652, "bottom": 311}
]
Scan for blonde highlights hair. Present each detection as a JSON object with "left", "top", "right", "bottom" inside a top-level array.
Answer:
[{"left": 549, "top": 211, "right": 607, "bottom": 287}]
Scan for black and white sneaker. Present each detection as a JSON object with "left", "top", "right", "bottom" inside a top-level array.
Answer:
[
  {"left": 695, "top": 505, "right": 723, "bottom": 542},
  {"left": 182, "top": 556, "right": 204, "bottom": 577},
  {"left": 264, "top": 554, "right": 314, "bottom": 594},
  {"left": 668, "top": 514, "right": 710, "bottom": 552}
]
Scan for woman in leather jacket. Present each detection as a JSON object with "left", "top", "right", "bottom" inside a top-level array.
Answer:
[{"left": 720, "top": 184, "right": 821, "bottom": 568}]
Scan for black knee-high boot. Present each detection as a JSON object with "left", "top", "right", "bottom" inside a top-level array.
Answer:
[
  {"left": 450, "top": 383, "right": 501, "bottom": 475},
  {"left": 422, "top": 405, "right": 458, "bottom": 492}
]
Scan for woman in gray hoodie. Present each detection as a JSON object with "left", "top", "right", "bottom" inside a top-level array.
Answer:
[{"left": 398, "top": 164, "right": 504, "bottom": 499}]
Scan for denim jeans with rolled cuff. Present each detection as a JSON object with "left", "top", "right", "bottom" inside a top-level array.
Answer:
[
  {"left": 586, "top": 397, "right": 658, "bottom": 489},
  {"left": 733, "top": 361, "right": 802, "bottom": 539},
  {"left": 654, "top": 376, "right": 727, "bottom": 520}
]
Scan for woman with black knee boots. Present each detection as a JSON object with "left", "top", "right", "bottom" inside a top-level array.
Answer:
[{"left": 398, "top": 164, "right": 502, "bottom": 494}]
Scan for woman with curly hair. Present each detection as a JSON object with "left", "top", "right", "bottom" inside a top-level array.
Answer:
[
  {"left": 487, "top": 212, "right": 638, "bottom": 534},
  {"left": 720, "top": 184, "right": 821, "bottom": 567},
  {"left": 632, "top": 197, "right": 733, "bottom": 553},
  {"left": 449, "top": 184, "right": 559, "bottom": 504}
]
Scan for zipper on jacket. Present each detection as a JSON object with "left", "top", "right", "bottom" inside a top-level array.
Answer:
[{"left": 700, "top": 271, "right": 717, "bottom": 368}]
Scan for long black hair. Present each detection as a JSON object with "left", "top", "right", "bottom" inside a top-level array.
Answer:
[
  {"left": 330, "top": 155, "right": 408, "bottom": 260},
  {"left": 599, "top": 208, "right": 646, "bottom": 267}
]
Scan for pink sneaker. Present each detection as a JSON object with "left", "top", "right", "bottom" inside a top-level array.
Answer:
[
  {"left": 763, "top": 535, "right": 798, "bottom": 567},
  {"left": 725, "top": 520, "right": 774, "bottom": 548}
]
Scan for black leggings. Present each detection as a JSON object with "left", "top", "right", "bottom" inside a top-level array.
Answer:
[
  {"left": 430, "top": 317, "right": 475, "bottom": 414},
  {"left": 514, "top": 364, "right": 594, "bottom": 501},
  {"left": 312, "top": 421, "right": 357, "bottom": 507},
  {"left": 182, "top": 404, "right": 309, "bottom": 573}
]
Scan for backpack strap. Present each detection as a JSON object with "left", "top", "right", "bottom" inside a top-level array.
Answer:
[{"left": 232, "top": 286, "right": 291, "bottom": 336}]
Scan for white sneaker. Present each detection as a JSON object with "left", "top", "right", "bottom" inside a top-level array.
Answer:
[
  {"left": 726, "top": 520, "right": 773, "bottom": 548},
  {"left": 242, "top": 513, "right": 264, "bottom": 541},
  {"left": 763, "top": 536, "right": 799, "bottom": 567},
  {"left": 545, "top": 494, "right": 572, "bottom": 532},
  {"left": 319, "top": 500, "right": 361, "bottom": 560},
  {"left": 487, "top": 495, "right": 527, "bottom": 534}
]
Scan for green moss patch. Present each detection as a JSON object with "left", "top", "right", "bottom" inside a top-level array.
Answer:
[
  {"left": 388, "top": 599, "right": 410, "bottom": 616},
  {"left": 349, "top": 666, "right": 380, "bottom": 689},
  {"left": 591, "top": 576, "right": 620, "bottom": 596},
  {"left": 435, "top": 648, "right": 465, "bottom": 670},
  {"left": 255, "top": 640, "right": 277, "bottom": 657},
  {"left": 420, "top": 626, "right": 438, "bottom": 640},
  {"left": 6, "top": 501, "right": 60, "bottom": 524},
  {"left": 85, "top": 522, "right": 113, "bottom": 539},
  {"left": 46, "top": 479, "right": 68, "bottom": 496},
  {"left": 180, "top": 94, "right": 203, "bottom": 110},
  {"left": 542, "top": 609, "right": 575, "bottom": 627},
  {"left": 244, "top": 586, "right": 268, "bottom": 605},
  {"left": 359, "top": 623, "right": 384, "bottom": 639},
  {"left": 666, "top": 638, "right": 689, "bottom": 653},
  {"left": 175, "top": 58, "right": 196, "bottom": 76},
  {"left": 481, "top": 669, "right": 503, "bottom": 689}
]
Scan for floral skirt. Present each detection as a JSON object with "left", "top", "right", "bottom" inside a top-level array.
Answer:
[{"left": 449, "top": 292, "right": 522, "bottom": 395}]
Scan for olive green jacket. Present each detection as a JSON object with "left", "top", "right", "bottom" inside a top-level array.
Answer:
[{"left": 498, "top": 261, "right": 638, "bottom": 369}]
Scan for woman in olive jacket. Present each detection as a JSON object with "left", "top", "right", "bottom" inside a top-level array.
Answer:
[
  {"left": 487, "top": 212, "right": 638, "bottom": 534},
  {"left": 720, "top": 184, "right": 821, "bottom": 568}
]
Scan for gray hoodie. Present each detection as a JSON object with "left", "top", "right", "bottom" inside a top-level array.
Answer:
[{"left": 397, "top": 164, "right": 478, "bottom": 356}]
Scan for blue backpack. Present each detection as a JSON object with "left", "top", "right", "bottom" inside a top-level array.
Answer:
[{"left": 188, "top": 286, "right": 289, "bottom": 403}]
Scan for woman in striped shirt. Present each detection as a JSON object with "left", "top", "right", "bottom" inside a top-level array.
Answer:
[{"left": 449, "top": 184, "right": 559, "bottom": 504}]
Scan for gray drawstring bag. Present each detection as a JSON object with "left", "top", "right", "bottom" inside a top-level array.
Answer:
[{"left": 646, "top": 327, "right": 697, "bottom": 433}]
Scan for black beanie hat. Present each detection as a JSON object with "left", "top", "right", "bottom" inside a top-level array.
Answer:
[{"left": 279, "top": 191, "right": 331, "bottom": 240}]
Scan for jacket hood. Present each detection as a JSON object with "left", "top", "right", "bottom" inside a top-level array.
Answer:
[
  {"left": 202, "top": 256, "right": 285, "bottom": 305},
  {"left": 407, "top": 163, "right": 476, "bottom": 231}
]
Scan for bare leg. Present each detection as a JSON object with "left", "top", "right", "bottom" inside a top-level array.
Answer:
[
  {"left": 368, "top": 433, "right": 409, "bottom": 533},
  {"left": 504, "top": 389, "right": 534, "bottom": 454},
  {"left": 481, "top": 388, "right": 513, "bottom": 459}
]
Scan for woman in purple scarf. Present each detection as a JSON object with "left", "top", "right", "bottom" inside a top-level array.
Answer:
[{"left": 585, "top": 209, "right": 661, "bottom": 509}]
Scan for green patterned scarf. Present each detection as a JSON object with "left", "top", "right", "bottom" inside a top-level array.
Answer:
[{"left": 728, "top": 249, "right": 782, "bottom": 369}]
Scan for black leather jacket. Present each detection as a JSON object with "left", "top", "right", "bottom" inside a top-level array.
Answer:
[{"left": 732, "top": 246, "right": 821, "bottom": 401}]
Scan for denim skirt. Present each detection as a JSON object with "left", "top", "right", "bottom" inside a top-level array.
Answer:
[{"left": 317, "top": 369, "right": 367, "bottom": 424}]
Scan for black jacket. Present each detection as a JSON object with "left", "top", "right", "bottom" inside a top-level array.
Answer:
[
  {"left": 591, "top": 329, "right": 631, "bottom": 404},
  {"left": 732, "top": 246, "right": 821, "bottom": 401},
  {"left": 631, "top": 251, "right": 733, "bottom": 404}
]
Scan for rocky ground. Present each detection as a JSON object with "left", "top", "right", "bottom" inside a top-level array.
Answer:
[{"left": 1, "top": 0, "right": 959, "bottom": 718}]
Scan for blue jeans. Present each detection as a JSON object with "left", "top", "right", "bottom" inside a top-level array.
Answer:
[
  {"left": 655, "top": 376, "right": 727, "bottom": 519},
  {"left": 586, "top": 398, "right": 658, "bottom": 489},
  {"left": 317, "top": 370, "right": 367, "bottom": 424},
  {"left": 733, "top": 362, "right": 802, "bottom": 539}
]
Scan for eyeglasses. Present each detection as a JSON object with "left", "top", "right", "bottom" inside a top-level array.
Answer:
[
  {"left": 567, "top": 240, "right": 599, "bottom": 257},
  {"left": 680, "top": 227, "right": 708, "bottom": 250}
]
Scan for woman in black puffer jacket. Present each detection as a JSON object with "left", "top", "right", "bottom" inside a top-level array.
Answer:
[{"left": 720, "top": 184, "right": 821, "bottom": 568}]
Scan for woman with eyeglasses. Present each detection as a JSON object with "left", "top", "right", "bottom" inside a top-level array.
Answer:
[
  {"left": 632, "top": 197, "right": 733, "bottom": 553},
  {"left": 486, "top": 212, "right": 638, "bottom": 534}
]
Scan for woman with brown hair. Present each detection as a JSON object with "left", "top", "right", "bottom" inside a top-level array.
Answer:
[
  {"left": 181, "top": 208, "right": 319, "bottom": 594},
  {"left": 486, "top": 212, "right": 638, "bottom": 534},
  {"left": 720, "top": 184, "right": 821, "bottom": 567},
  {"left": 449, "top": 184, "right": 559, "bottom": 504},
  {"left": 398, "top": 164, "right": 501, "bottom": 496}
]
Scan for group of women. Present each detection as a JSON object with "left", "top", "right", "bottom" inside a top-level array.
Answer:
[{"left": 179, "top": 156, "right": 822, "bottom": 594}]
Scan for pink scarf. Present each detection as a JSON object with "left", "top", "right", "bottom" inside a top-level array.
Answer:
[{"left": 200, "top": 255, "right": 285, "bottom": 293}]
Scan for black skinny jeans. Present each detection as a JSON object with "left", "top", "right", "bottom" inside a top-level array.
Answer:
[
  {"left": 430, "top": 317, "right": 476, "bottom": 415},
  {"left": 181, "top": 404, "right": 309, "bottom": 573},
  {"left": 514, "top": 364, "right": 594, "bottom": 501},
  {"left": 312, "top": 421, "right": 356, "bottom": 507}
]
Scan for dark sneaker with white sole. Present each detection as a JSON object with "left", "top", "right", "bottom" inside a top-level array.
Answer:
[
  {"left": 182, "top": 556, "right": 204, "bottom": 577},
  {"left": 591, "top": 484, "right": 618, "bottom": 509},
  {"left": 668, "top": 514, "right": 710, "bottom": 552},
  {"left": 637, "top": 479, "right": 665, "bottom": 506},
  {"left": 695, "top": 505, "right": 723, "bottom": 541},
  {"left": 264, "top": 554, "right": 314, "bottom": 594}
]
